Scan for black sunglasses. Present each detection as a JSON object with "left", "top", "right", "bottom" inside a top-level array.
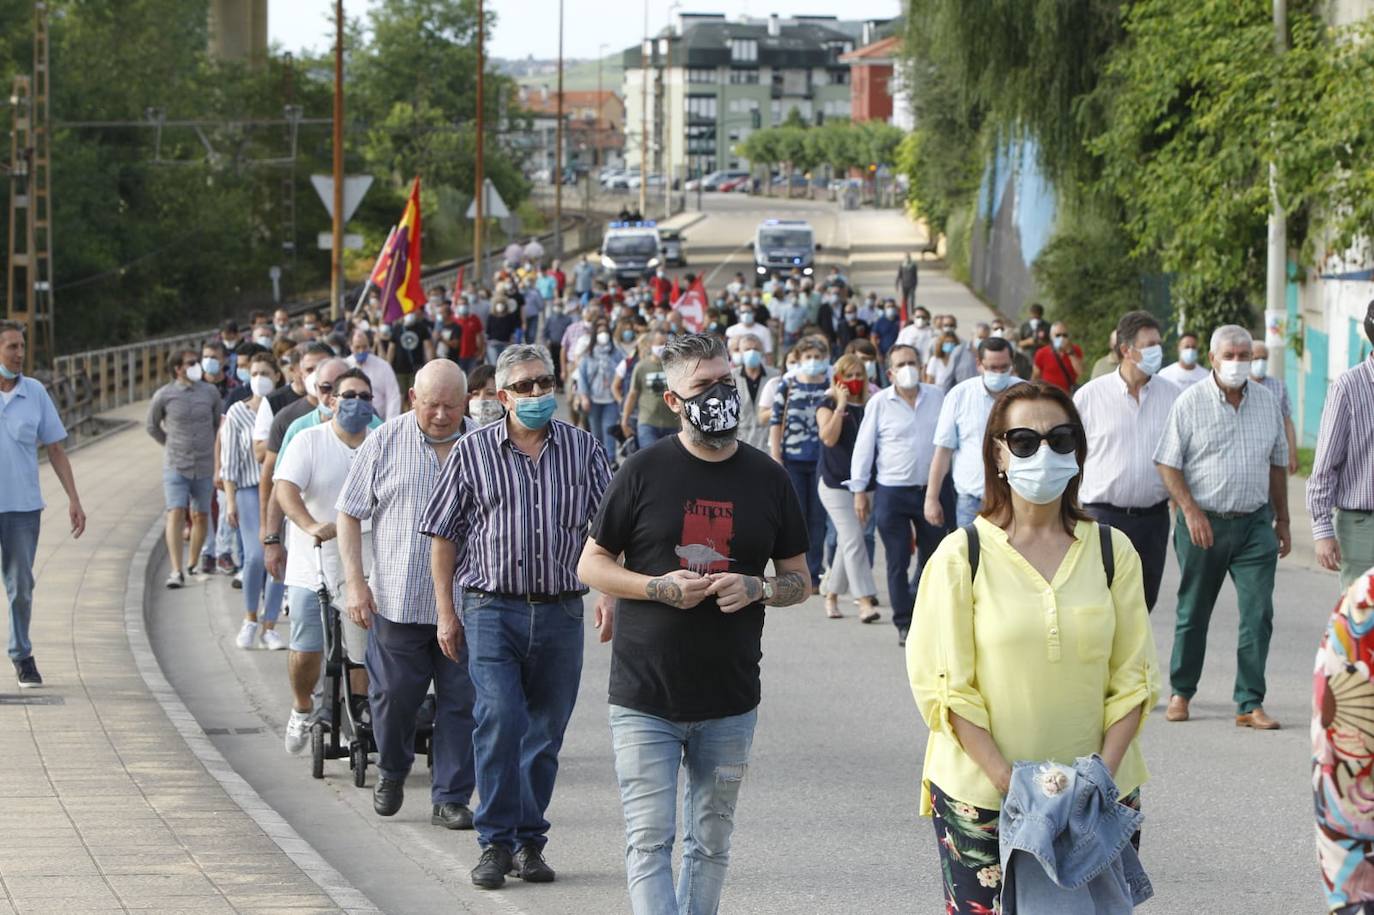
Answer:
[
  {"left": 337, "top": 390, "right": 373, "bottom": 402},
  {"left": 505, "top": 374, "right": 556, "bottom": 395},
  {"left": 997, "top": 424, "right": 1081, "bottom": 459}
]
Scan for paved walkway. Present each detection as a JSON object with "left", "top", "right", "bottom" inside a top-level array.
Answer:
[{"left": 0, "top": 404, "right": 371, "bottom": 914}]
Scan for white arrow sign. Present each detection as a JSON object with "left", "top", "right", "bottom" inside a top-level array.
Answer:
[
  {"left": 311, "top": 174, "right": 374, "bottom": 222},
  {"left": 466, "top": 178, "right": 511, "bottom": 220}
]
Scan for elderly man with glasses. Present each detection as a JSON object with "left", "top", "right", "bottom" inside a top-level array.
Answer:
[{"left": 421, "top": 344, "right": 612, "bottom": 891}]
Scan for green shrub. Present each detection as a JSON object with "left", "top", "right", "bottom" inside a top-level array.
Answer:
[{"left": 1032, "top": 217, "right": 1147, "bottom": 366}]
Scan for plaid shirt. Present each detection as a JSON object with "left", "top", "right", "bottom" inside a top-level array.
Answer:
[
  {"left": 419, "top": 418, "right": 613, "bottom": 596},
  {"left": 1153, "top": 376, "right": 1287, "bottom": 515},
  {"left": 335, "top": 413, "right": 475, "bottom": 625}
]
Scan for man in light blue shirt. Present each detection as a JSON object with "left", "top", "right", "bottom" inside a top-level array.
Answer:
[
  {"left": 926, "top": 338, "right": 1022, "bottom": 528},
  {"left": 0, "top": 321, "right": 86, "bottom": 689},
  {"left": 849, "top": 343, "right": 950, "bottom": 646}
]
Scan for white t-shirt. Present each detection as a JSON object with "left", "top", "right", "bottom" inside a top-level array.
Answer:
[
  {"left": 725, "top": 323, "right": 773, "bottom": 354},
  {"left": 272, "top": 423, "right": 372, "bottom": 593},
  {"left": 0, "top": 387, "right": 15, "bottom": 406},
  {"left": 1157, "top": 361, "right": 1210, "bottom": 388},
  {"left": 253, "top": 397, "right": 275, "bottom": 442}
]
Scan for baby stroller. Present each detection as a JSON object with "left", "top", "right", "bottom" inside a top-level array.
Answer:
[{"left": 308, "top": 543, "right": 435, "bottom": 786}]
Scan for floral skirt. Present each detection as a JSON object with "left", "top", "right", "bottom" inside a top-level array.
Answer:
[{"left": 929, "top": 781, "right": 1142, "bottom": 914}]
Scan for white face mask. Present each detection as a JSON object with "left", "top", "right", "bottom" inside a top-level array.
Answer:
[
  {"left": 1217, "top": 359, "right": 1252, "bottom": 389},
  {"left": 1179, "top": 347, "right": 1199, "bottom": 367},
  {"left": 1250, "top": 357, "right": 1268, "bottom": 379},
  {"left": 250, "top": 375, "right": 275, "bottom": 397},
  {"left": 596, "top": 332, "right": 611, "bottom": 346},
  {"left": 468, "top": 398, "right": 506, "bottom": 426},
  {"left": 894, "top": 364, "right": 921, "bottom": 390},
  {"left": 304, "top": 369, "right": 319, "bottom": 399},
  {"left": 185, "top": 363, "right": 203, "bottom": 383},
  {"left": 1006, "top": 443, "right": 1080, "bottom": 505},
  {"left": 1136, "top": 344, "right": 1164, "bottom": 376}
]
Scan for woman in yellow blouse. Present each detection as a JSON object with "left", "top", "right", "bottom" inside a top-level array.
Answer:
[{"left": 907, "top": 381, "right": 1158, "bottom": 912}]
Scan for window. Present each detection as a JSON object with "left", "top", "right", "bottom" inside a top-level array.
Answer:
[
  {"left": 822, "top": 99, "right": 851, "bottom": 118},
  {"left": 686, "top": 95, "right": 718, "bottom": 120},
  {"left": 780, "top": 69, "right": 808, "bottom": 95},
  {"left": 727, "top": 97, "right": 760, "bottom": 115},
  {"left": 730, "top": 39, "right": 758, "bottom": 62},
  {"left": 728, "top": 68, "right": 760, "bottom": 85},
  {"left": 687, "top": 68, "right": 716, "bottom": 84}
]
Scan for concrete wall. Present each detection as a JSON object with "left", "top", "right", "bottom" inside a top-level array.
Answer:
[{"left": 968, "top": 137, "right": 1057, "bottom": 319}]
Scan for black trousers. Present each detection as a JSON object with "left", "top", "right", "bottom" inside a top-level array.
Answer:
[{"left": 1084, "top": 502, "right": 1170, "bottom": 612}]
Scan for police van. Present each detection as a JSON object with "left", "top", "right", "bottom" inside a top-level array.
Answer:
[
  {"left": 752, "top": 218, "right": 820, "bottom": 285},
  {"left": 600, "top": 221, "right": 662, "bottom": 285}
]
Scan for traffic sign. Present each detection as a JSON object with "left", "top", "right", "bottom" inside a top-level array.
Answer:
[
  {"left": 311, "top": 174, "right": 374, "bottom": 222},
  {"left": 318, "top": 233, "right": 364, "bottom": 250},
  {"left": 466, "top": 178, "right": 511, "bottom": 220}
]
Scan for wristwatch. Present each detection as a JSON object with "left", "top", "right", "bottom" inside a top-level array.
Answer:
[
  {"left": 262, "top": 534, "right": 282, "bottom": 546},
  {"left": 760, "top": 578, "right": 774, "bottom": 601}
]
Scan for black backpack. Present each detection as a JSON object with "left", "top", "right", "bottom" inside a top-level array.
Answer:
[{"left": 963, "top": 522, "right": 1115, "bottom": 586}]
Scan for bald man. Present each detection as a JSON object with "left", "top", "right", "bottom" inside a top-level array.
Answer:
[{"left": 336, "top": 359, "right": 479, "bottom": 827}]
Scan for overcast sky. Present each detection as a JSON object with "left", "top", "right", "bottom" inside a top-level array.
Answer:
[{"left": 270, "top": 0, "right": 901, "bottom": 62}]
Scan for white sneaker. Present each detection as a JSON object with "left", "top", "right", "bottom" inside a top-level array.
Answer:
[
  {"left": 165, "top": 571, "right": 184, "bottom": 589},
  {"left": 284, "top": 708, "right": 313, "bottom": 755},
  {"left": 260, "top": 628, "right": 286, "bottom": 651},
  {"left": 235, "top": 620, "right": 259, "bottom": 649}
]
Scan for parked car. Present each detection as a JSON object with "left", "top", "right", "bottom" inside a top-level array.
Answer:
[
  {"left": 703, "top": 169, "right": 749, "bottom": 191},
  {"left": 658, "top": 227, "right": 687, "bottom": 266},
  {"left": 626, "top": 173, "right": 665, "bottom": 189},
  {"left": 606, "top": 169, "right": 640, "bottom": 190},
  {"left": 718, "top": 175, "right": 751, "bottom": 193}
]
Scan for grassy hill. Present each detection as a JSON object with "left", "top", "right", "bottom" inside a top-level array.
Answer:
[{"left": 513, "top": 55, "right": 624, "bottom": 94}]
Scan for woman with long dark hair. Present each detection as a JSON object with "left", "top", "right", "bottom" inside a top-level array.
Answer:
[{"left": 907, "top": 382, "right": 1158, "bottom": 911}]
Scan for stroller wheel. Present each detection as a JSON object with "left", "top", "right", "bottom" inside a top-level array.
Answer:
[
  {"left": 310, "top": 724, "right": 325, "bottom": 780},
  {"left": 351, "top": 742, "right": 368, "bottom": 788}
]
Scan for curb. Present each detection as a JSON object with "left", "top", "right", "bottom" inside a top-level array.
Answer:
[{"left": 123, "top": 519, "right": 383, "bottom": 915}]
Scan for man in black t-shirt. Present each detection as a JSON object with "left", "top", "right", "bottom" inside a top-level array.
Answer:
[{"left": 578, "top": 333, "right": 811, "bottom": 915}]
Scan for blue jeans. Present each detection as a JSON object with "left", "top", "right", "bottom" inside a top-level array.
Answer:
[
  {"left": 610, "top": 705, "right": 758, "bottom": 915},
  {"left": 588, "top": 400, "right": 618, "bottom": 461},
  {"left": 1, "top": 511, "right": 41, "bottom": 661},
  {"left": 874, "top": 482, "right": 952, "bottom": 630},
  {"left": 461, "top": 590, "right": 585, "bottom": 851},
  {"left": 162, "top": 470, "right": 213, "bottom": 514},
  {"left": 783, "top": 459, "right": 826, "bottom": 585},
  {"left": 233, "top": 486, "right": 283, "bottom": 622},
  {"left": 955, "top": 493, "right": 983, "bottom": 529},
  {"left": 213, "top": 490, "right": 243, "bottom": 565},
  {"left": 366, "top": 614, "right": 476, "bottom": 805},
  {"left": 637, "top": 424, "right": 678, "bottom": 449}
]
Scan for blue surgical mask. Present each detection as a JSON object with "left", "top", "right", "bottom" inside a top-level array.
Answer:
[
  {"left": 742, "top": 349, "right": 764, "bottom": 370},
  {"left": 1180, "top": 346, "right": 1198, "bottom": 366},
  {"left": 865, "top": 360, "right": 877, "bottom": 380},
  {"left": 800, "top": 358, "right": 828, "bottom": 377},
  {"left": 740, "top": 311, "right": 755, "bottom": 326},
  {"left": 236, "top": 366, "right": 251, "bottom": 384},
  {"left": 335, "top": 397, "right": 374, "bottom": 434},
  {"left": 1006, "top": 443, "right": 1080, "bottom": 505},
  {"left": 622, "top": 329, "right": 636, "bottom": 343},
  {"left": 1137, "top": 344, "right": 1163, "bottom": 376},
  {"left": 941, "top": 341, "right": 955, "bottom": 355},
  {"left": 201, "top": 357, "right": 221, "bottom": 377},
  {"left": 982, "top": 369, "right": 1015, "bottom": 393},
  {"left": 0, "top": 364, "right": 18, "bottom": 381},
  {"left": 512, "top": 392, "right": 557, "bottom": 430},
  {"left": 355, "top": 350, "right": 370, "bottom": 364}
]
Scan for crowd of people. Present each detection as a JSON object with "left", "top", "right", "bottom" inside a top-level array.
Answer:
[{"left": 4, "top": 242, "right": 1372, "bottom": 912}]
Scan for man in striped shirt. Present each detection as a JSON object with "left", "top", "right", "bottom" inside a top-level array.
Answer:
[
  {"left": 421, "top": 344, "right": 612, "bottom": 891},
  {"left": 337, "top": 360, "right": 477, "bottom": 831},
  {"left": 1308, "top": 302, "right": 1374, "bottom": 588}
]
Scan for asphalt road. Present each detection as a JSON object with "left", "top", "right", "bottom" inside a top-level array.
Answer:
[{"left": 147, "top": 195, "right": 1335, "bottom": 914}]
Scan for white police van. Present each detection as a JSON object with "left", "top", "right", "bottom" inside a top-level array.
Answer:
[
  {"left": 752, "top": 218, "right": 820, "bottom": 286},
  {"left": 600, "top": 221, "right": 662, "bottom": 285}
]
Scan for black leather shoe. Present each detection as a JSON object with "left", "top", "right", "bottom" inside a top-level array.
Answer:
[
  {"left": 431, "top": 802, "right": 474, "bottom": 830},
  {"left": 510, "top": 845, "right": 556, "bottom": 883},
  {"left": 373, "top": 777, "right": 404, "bottom": 817},
  {"left": 898, "top": 626, "right": 909, "bottom": 647},
  {"left": 14, "top": 657, "right": 42, "bottom": 689},
  {"left": 471, "top": 845, "right": 513, "bottom": 889}
]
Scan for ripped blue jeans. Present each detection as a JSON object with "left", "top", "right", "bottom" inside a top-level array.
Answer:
[{"left": 610, "top": 704, "right": 758, "bottom": 915}]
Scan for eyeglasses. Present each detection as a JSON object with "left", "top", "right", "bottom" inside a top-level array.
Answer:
[
  {"left": 316, "top": 381, "right": 334, "bottom": 394},
  {"left": 505, "top": 374, "right": 556, "bottom": 395},
  {"left": 337, "top": 391, "right": 373, "bottom": 402},
  {"left": 997, "top": 424, "right": 1081, "bottom": 459}
]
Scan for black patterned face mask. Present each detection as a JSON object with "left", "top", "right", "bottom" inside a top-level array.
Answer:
[{"left": 674, "top": 381, "right": 741, "bottom": 438}]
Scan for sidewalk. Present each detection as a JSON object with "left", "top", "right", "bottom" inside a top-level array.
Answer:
[{"left": 0, "top": 403, "right": 370, "bottom": 914}]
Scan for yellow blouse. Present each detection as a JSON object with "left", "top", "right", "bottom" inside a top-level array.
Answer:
[{"left": 907, "top": 516, "right": 1159, "bottom": 815}]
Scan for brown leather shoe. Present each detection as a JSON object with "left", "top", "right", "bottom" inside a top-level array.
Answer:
[
  {"left": 1236, "top": 707, "right": 1280, "bottom": 730},
  {"left": 1165, "top": 695, "right": 1190, "bottom": 722}
]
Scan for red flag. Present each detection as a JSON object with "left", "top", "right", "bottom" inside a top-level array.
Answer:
[
  {"left": 453, "top": 265, "right": 466, "bottom": 304},
  {"left": 670, "top": 277, "right": 681, "bottom": 303},
  {"left": 379, "top": 177, "right": 425, "bottom": 324},
  {"left": 367, "top": 225, "right": 398, "bottom": 290},
  {"left": 672, "top": 276, "right": 707, "bottom": 333}
]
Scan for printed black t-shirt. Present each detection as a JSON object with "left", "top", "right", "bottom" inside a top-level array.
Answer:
[{"left": 589, "top": 435, "right": 809, "bottom": 721}]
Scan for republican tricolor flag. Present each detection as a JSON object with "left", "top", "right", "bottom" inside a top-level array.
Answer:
[{"left": 377, "top": 177, "right": 425, "bottom": 324}]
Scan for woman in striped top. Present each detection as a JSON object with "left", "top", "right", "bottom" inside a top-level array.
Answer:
[{"left": 221, "top": 352, "right": 287, "bottom": 650}]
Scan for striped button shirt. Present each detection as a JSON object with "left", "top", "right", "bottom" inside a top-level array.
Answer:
[
  {"left": 1153, "top": 376, "right": 1287, "bottom": 515},
  {"left": 336, "top": 413, "right": 476, "bottom": 626},
  {"left": 1307, "top": 356, "right": 1374, "bottom": 541},
  {"left": 220, "top": 400, "right": 261, "bottom": 489},
  {"left": 419, "top": 417, "right": 613, "bottom": 596}
]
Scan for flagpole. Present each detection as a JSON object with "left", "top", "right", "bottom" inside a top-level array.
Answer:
[{"left": 351, "top": 224, "right": 397, "bottom": 318}]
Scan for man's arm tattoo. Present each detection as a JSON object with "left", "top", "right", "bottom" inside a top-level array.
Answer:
[
  {"left": 646, "top": 577, "right": 684, "bottom": 607},
  {"left": 764, "top": 571, "right": 808, "bottom": 607},
  {"left": 743, "top": 575, "right": 763, "bottom": 603}
]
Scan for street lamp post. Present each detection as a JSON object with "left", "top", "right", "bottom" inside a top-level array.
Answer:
[
  {"left": 330, "top": 0, "right": 344, "bottom": 321},
  {"left": 596, "top": 42, "right": 609, "bottom": 168},
  {"left": 554, "top": 0, "right": 564, "bottom": 259},
  {"left": 474, "top": 0, "right": 485, "bottom": 286}
]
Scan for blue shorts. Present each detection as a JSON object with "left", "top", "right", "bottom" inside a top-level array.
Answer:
[
  {"left": 162, "top": 470, "right": 213, "bottom": 515},
  {"left": 287, "top": 585, "right": 367, "bottom": 662}
]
